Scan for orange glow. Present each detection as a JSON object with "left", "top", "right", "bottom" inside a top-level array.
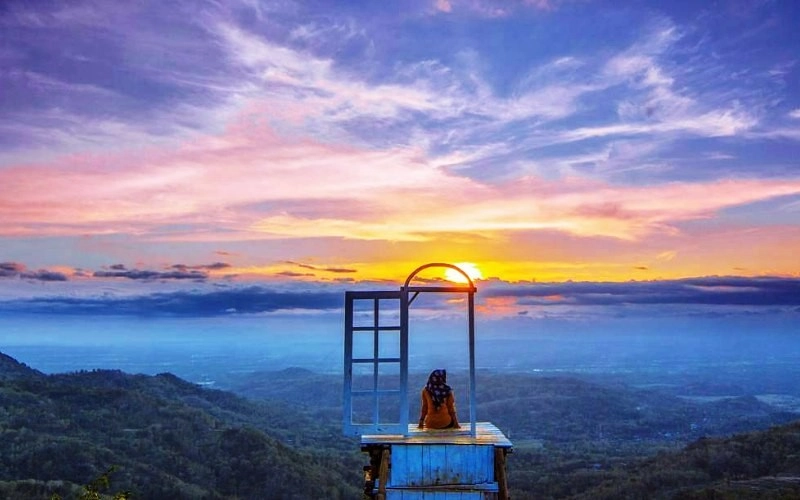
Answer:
[
  {"left": 477, "top": 296, "right": 520, "bottom": 316},
  {"left": 216, "top": 226, "right": 800, "bottom": 286},
  {"left": 444, "top": 262, "right": 483, "bottom": 283}
]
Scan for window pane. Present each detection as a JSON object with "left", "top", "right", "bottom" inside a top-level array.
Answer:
[
  {"left": 378, "top": 298, "right": 400, "bottom": 326},
  {"left": 353, "top": 331, "right": 375, "bottom": 360},
  {"left": 352, "top": 362, "right": 375, "bottom": 392},
  {"left": 378, "top": 362, "right": 400, "bottom": 391},
  {"left": 378, "top": 393, "right": 400, "bottom": 424},
  {"left": 378, "top": 330, "right": 400, "bottom": 359},
  {"left": 351, "top": 393, "right": 374, "bottom": 425},
  {"left": 353, "top": 299, "right": 376, "bottom": 328}
]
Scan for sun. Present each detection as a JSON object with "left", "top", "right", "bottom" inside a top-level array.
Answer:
[{"left": 444, "top": 262, "right": 483, "bottom": 283}]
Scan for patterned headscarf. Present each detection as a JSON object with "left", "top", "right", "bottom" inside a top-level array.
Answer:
[{"left": 425, "top": 369, "right": 452, "bottom": 410}]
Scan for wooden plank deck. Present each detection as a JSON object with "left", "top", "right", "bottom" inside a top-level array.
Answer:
[{"left": 361, "top": 422, "right": 512, "bottom": 448}]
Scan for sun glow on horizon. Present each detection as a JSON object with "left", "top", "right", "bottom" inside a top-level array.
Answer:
[{"left": 444, "top": 262, "right": 484, "bottom": 283}]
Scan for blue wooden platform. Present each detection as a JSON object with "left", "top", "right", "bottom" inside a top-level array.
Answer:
[
  {"left": 361, "top": 422, "right": 512, "bottom": 500},
  {"left": 361, "top": 422, "right": 512, "bottom": 447}
]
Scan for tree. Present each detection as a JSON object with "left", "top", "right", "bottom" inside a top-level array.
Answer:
[{"left": 51, "top": 466, "right": 130, "bottom": 500}]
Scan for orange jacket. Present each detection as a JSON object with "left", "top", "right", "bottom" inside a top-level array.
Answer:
[{"left": 418, "top": 388, "right": 459, "bottom": 429}]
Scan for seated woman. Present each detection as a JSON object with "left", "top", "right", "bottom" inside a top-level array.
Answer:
[{"left": 418, "top": 369, "right": 460, "bottom": 430}]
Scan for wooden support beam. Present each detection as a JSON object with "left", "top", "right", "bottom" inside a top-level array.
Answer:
[
  {"left": 495, "top": 447, "right": 509, "bottom": 500},
  {"left": 376, "top": 448, "right": 390, "bottom": 500}
]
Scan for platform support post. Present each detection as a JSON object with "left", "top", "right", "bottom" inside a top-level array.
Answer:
[
  {"left": 495, "top": 447, "right": 509, "bottom": 500},
  {"left": 376, "top": 448, "right": 390, "bottom": 500}
]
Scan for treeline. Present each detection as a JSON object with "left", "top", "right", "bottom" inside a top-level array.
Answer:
[
  {"left": 3, "top": 352, "right": 800, "bottom": 498},
  {"left": 568, "top": 420, "right": 800, "bottom": 499},
  {"left": 0, "top": 355, "right": 361, "bottom": 499}
]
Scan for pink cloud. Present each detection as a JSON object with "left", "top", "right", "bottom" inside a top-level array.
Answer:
[
  {"left": 435, "top": 0, "right": 453, "bottom": 13},
  {"left": 429, "top": 0, "right": 557, "bottom": 17},
  {"left": 2, "top": 109, "right": 800, "bottom": 247},
  {"left": 523, "top": 0, "right": 554, "bottom": 10},
  {"left": 0, "top": 111, "right": 486, "bottom": 239},
  {"left": 2, "top": 24, "right": 798, "bottom": 248}
]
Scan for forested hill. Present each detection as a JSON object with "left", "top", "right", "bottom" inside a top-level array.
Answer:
[
  {"left": 0, "top": 352, "right": 361, "bottom": 499},
  {"left": 0, "top": 352, "right": 43, "bottom": 380},
  {"left": 2, "top": 352, "right": 800, "bottom": 499},
  {"left": 574, "top": 420, "right": 800, "bottom": 499}
]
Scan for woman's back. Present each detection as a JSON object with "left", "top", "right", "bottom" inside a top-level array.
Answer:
[
  {"left": 418, "top": 369, "right": 460, "bottom": 429},
  {"left": 420, "top": 389, "right": 457, "bottom": 429}
]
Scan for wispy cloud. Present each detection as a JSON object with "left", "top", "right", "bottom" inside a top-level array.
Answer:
[
  {"left": 431, "top": 0, "right": 560, "bottom": 17},
  {"left": 286, "top": 261, "right": 357, "bottom": 274},
  {"left": 1, "top": 0, "right": 798, "bottom": 283},
  {"left": 2, "top": 107, "right": 799, "bottom": 245}
]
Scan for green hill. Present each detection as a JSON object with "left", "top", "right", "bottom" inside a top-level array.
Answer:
[
  {"left": 572, "top": 420, "right": 800, "bottom": 499},
  {"left": 0, "top": 352, "right": 43, "bottom": 381},
  {"left": 3, "top": 352, "right": 800, "bottom": 499},
  {"left": 0, "top": 353, "right": 360, "bottom": 499}
]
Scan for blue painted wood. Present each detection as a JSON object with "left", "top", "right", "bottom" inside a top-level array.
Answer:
[
  {"left": 445, "top": 445, "right": 466, "bottom": 483},
  {"left": 400, "top": 286, "right": 409, "bottom": 434},
  {"left": 468, "top": 292, "right": 476, "bottom": 437},
  {"left": 343, "top": 291, "right": 406, "bottom": 436},
  {"left": 362, "top": 422, "right": 513, "bottom": 448},
  {"left": 386, "top": 491, "right": 486, "bottom": 499},
  {"left": 343, "top": 292, "right": 353, "bottom": 433},
  {"left": 429, "top": 445, "right": 445, "bottom": 485},
  {"left": 405, "top": 443, "right": 423, "bottom": 486},
  {"left": 389, "top": 443, "right": 495, "bottom": 487},
  {"left": 419, "top": 444, "right": 430, "bottom": 486}
]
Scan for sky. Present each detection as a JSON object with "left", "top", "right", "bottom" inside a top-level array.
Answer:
[{"left": 1, "top": 0, "right": 799, "bottom": 320}]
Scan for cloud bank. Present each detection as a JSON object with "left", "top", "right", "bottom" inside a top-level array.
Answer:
[{"left": 1, "top": 274, "right": 797, "bottom": 318}]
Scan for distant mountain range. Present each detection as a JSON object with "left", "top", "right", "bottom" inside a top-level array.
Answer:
[{"left": 1, "top": 351, "right": 799, "bottom": 499}]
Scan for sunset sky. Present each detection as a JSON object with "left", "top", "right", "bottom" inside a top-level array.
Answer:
[{"left": 1, "top": 0, "right": 799, "bottom": 317}]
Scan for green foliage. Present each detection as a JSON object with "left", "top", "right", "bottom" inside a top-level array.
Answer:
[
  {"left": 50, "top": 467, "right": 130, "bottom": 500},
  {"left": 2, "top": 352, "right": 800, "bottom": 499},
  {"left": 0, "top": 355, "right": 361, "bottom": 499},
  {"left": 77, "top": 466, "right": 130, "bottom": 500}
]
